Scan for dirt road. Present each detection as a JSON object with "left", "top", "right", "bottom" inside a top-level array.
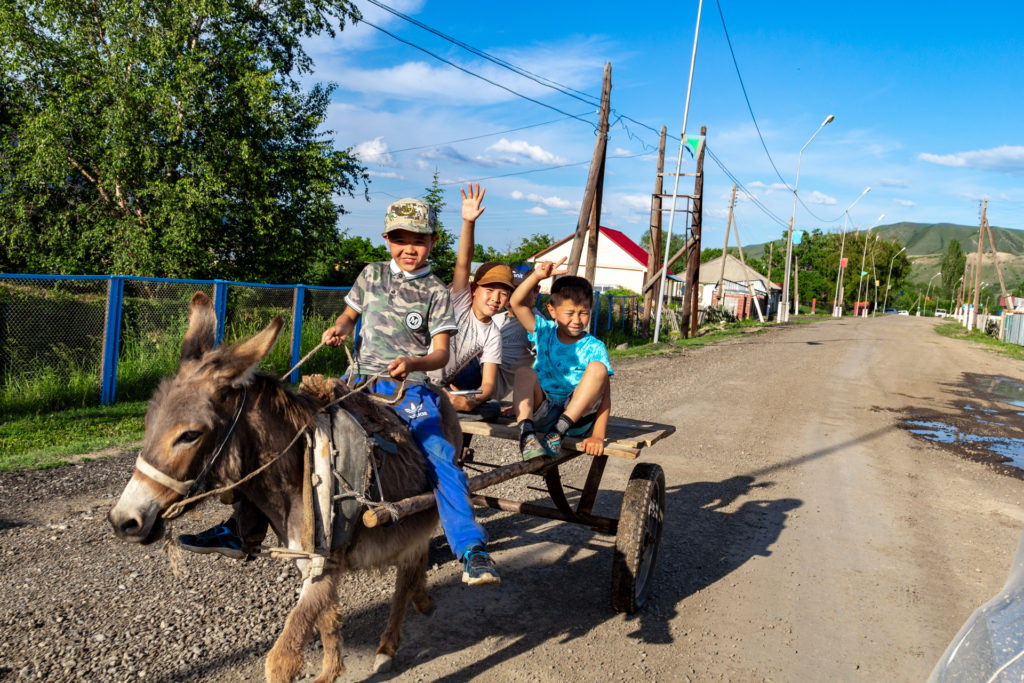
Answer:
[{"left": 3, "top": 316, "right": 1024, "bottom": 681}]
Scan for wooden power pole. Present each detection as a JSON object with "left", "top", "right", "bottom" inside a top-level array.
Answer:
[
  {"left": 567, "top": 62, "right": 611, "bottom": 279},
  {"left": 970, "top": 200, "right": 987, "bottom": 330},
  {"left": 680, "top": 126, "right": 706, "bottom": 338},
  {"left": 984, "top": 217, "right": 1009, "bottom": 306},
  {"left": 717, "top": 184, "right": 737, "bottom": 307},
  {"left": 641, "top": 126, "right": 667, "bottom": 336}
]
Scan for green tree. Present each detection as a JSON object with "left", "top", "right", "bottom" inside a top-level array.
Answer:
[
  {"left": 421, "top": 169, "right": 456, "bottom": 283},
  {"left": 640, "top": 232, "right": 687, "bottom": 274},
  {"left": 0, "top": 0, "right": 367, "bottom": 282},
  {"left": 940, "top": 240, "right": 966, "bottom": 292}
]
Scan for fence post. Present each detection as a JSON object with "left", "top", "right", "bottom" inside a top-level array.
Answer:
[
  {"left": 592, "top": 294, "right": 599, "bottom": 334},
  {"left": 100, "top": 276, "right": 125, "bottom": 405},
  {"left": 289, "top": 285, "right": 306, "bottom": 384},
  {"left": 607, "top": 294, "right": 613, "bottom": 331},
  {"left": 213, "top": 280, "right": 229, "bottom": 345}
]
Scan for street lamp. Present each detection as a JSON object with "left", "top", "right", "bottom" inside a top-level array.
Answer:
[
  {"left": 882, "top": 246, "right": 907, "bottom": 313},
  {"left": 924, "top": 272, "right": 941, "bottom": 316},
  {"left": 854, "top": 214, "right": 885, "bottom": 317},
  {"left": 779, "top": 114, "right": 834, "bottom": 323},
  {"left": 832, "top": 187, "right": 871, "bottom": 317}
]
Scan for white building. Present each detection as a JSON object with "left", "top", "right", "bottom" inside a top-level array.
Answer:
[{"left": 527, "top": 226, "right": 683, "bottom": 296}]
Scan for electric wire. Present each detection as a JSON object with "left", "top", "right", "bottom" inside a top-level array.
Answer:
[
  {"left": 358, "top": 17, "right": 599, "bottom": 129},
  {"left": 363, "top": 0, "right": 602, "bottom": 107},
  {"left": 439, "top": 152, "right": 649, "bottom": 186},
  {"left": 388, "top": 113, "right": 590, "bottom": 154}
]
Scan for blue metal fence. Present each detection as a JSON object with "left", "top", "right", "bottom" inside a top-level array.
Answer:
[
  {"left": 0, "top": 273, "right": 351, "bottom": 407},
  {"left": 1003, "top": 312, "right": 1024, "bottom": 346}
]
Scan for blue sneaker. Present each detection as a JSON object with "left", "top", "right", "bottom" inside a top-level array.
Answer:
[
  {"left": 540, "top": 431, "right": 563, "bottom": 457},
  {"left": 519, "top": 432, "right": 548, "bottom": 461},
  {"left": 177, "top": 523, "right": 246, "bottom": 559},
  {"left": 461, "top": 547, "right": 500, "bottom": 586}
]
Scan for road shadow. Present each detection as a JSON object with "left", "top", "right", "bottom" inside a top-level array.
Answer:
[{"left": 325, "top": 474, "right": 801, "bottom": 681}]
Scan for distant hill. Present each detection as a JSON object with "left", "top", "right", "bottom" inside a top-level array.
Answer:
[{"left": 743, "top": 222, "right": 1024, "bottom": 290}]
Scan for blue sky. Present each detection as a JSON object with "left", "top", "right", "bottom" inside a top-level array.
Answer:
[{"left": 304, "top": 0, "right": 1024, "bottom": 254}]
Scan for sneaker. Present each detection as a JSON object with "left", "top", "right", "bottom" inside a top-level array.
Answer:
[
  {"left": 461, "top": 547, "right": 501, "bottom": 586},
  {"left": 177, "top": 523, "right": 246, "bottom": 559},
  {"left": 540, "top": 431, "right": 563, "bottom": 457},
  {"left": 519, "top": 432, "right": 548, "bottom": 461}
]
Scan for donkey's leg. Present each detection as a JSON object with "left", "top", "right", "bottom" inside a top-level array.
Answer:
[
  {"left": 373, "top": 549, "right": 429, "bottom": 674},
  {"left": 410, "top": 549, "right": 433, "bottom": 616},
  {"left": 312, "top": 570, "right": 344, "bottom": 683},
  {"left": 266, "top": 569, "right": 334, "bottom": 683}
]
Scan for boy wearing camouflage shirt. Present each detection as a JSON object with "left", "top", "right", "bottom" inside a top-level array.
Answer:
[{"left": 320, "top": 196, "right": 499, "bottom": 586}]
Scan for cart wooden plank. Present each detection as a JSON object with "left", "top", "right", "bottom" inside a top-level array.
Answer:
[{"left": 459, "top": 414, "right": 674, "bottom": 460}]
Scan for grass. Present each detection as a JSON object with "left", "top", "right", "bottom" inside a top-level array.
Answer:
[
  {"left": 0, "top": 400, "right": 148, "bottom": 471},
  {"left": 934, "top": 320, "right": 1024, "bottom": 361}
]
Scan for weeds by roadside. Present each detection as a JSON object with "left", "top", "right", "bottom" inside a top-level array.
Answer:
[{"left": 934, "top": 320, "right": 1024, "bottom": 361}]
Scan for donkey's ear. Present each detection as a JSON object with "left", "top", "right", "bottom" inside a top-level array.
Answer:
[
  {"left": 215, "top": 316, "right": 284, "bottom": 386},
  {"left": 181, "top": 292, "right": 217, "bottom": 362}
]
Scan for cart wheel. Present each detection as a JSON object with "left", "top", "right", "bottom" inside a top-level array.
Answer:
[{"left": 611, "top": 462, "right": 665, "bottom": 613}]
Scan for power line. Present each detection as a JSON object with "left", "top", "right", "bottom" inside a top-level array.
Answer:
[
  {"left": 388, "top": 113, "right": 591, "bottom": 154},
  {"left": 358, "top": 17, "right": 599, "bottom": 129},
  {"left": 439, "top": 152, "right": 649, "bottom": 186},
  {"left": 363, "top": 0, "right": 602, "bottom": 108},
  {"left": 705, "top": 145, "right": 789, "bottom": 229}
]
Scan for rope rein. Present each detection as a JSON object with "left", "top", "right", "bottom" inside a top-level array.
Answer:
[{"left": 162, "top": 343, "right": 406, "bottom": 520}]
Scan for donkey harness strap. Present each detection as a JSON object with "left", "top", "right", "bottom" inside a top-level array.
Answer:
[{"left": 134, "top": 456, "right": 194, "bottom": 496}]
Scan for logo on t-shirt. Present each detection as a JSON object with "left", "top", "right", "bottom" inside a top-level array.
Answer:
[{"left": 405, "top": 312, "right": 424, "bottom": 331}]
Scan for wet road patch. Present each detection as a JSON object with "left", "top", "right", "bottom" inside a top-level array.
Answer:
[{"left": 897, "top": 373, "right": 1024, "bottom": 479}]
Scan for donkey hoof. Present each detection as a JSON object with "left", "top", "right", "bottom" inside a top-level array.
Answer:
[
  {"left": 373, "top": 653, "right": 394, "bottom": 674},
  {"left": 413, "top": 599, "right": 434, "bottom": 616}
]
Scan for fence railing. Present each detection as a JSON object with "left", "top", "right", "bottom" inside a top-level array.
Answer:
[
  {"left": 2, "top": 275, "right": 651, "bottom": 411},
  {"left": 0, "top": 274, "right": 353, "bottom": 412}
]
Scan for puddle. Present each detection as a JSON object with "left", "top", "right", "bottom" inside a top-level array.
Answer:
[
  {"left": 906, "top": 420, "right": 1024, "bottom": 469},
  {"left": 898, "top": 374, "right": 1024, "bottom": 478}
]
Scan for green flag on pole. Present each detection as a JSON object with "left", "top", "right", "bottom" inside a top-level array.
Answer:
[{"left": 685, "top": 136, "right": 702, "bottom": 157}]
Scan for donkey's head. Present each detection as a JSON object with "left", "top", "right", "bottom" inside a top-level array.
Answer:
[{"left": 108, "top": 292, "right": 282, "bottom": 543}]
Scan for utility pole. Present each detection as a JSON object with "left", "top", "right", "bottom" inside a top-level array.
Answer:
[
  {"left": 984, "top": 217, "right": 1009, "bottom": 306},
  {"left": 567, "top": 62, "right": 611, "bottom": 278},
  {"left": 765, "top": 242, "right": 774, "bottom": 317},
  {"left": 680, "top": 126, "right": 706, "bottom": 338},
  {"left": 729, "top": 217, "right": 765, "bottom": 322},
  {"left": 794, "top": 256, "right": 800, "bottom": 316},
  {"left": 641, "top": 126, "right": 667, "bottom": 336},
  {"left": 717, "top": 184, "right": 737, "bottom": 307},
  {"left": 970, "top": 200, "right": 987, "bottom": 331}
]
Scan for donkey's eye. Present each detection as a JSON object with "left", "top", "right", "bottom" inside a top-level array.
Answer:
[{"left": 175, "top": 430, "right": 202, "bottom": 446}]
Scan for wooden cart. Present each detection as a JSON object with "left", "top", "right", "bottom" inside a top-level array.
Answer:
[{"left": 362, "top": 413, "right": 675, "bottom": 613}]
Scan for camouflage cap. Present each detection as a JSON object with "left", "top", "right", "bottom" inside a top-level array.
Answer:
[{"left": 384, "top": 198, "right": 437, "bottom": 234}]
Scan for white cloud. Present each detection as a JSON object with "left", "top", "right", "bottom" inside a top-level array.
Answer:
[
  {"left": 367, "top": 170, "right": 405, "bottom": 180},
  {"left": 895, "top": 198, "right": 915, "bottom": 207},
  {"left": 879, "top": 178, "right": 908, "bottom": 188},
  {"left": 419, "top": 146, "right": 499, "bottom": 167},
  {"left": 613, "top": 147, "right": 633, "bottom": 156},
  {"left": 525, "top": 206, "right": 549, "bottom": 215},
  {"left": 918, "top": 146, "right": 1024, "bottom": 174},
  {"left": 509, "top": 191, "right": 577, "bottom": 211},
  {"left": 485, "top": 138, "right": 567, "bottom": 165},
  {"left": 618, "top": 194, "right": 652, "bottom": 212},
  {"left": 748, "top": 181, "right": 789, "bottom": 193},
  {"left": 805, "top": 190, "right": 837, "bottom": 205},
  {"left": 353, "top": 137, "right": 395, "bottom": 167}
]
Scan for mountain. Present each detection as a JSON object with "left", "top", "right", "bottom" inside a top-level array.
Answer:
[{"left": 743, "top": 222, "right": 1024, "bottom": 290}]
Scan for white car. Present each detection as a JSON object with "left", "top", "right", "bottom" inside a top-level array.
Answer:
[
  {"left": 934, "top": 309, "right": 948, "bottom": 318},
  {"left": 898, "top": 310, "right": 910, "bottom": 316}
]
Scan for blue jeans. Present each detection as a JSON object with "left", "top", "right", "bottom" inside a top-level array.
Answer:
[{"left": 363, "top": 379, "right": 486, "bottom": 560}]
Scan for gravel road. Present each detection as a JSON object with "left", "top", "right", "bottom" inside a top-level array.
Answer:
[{"left": 3, "top": 316, "right": 1023, "bottom": 681}]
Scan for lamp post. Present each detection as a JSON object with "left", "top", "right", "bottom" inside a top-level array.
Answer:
[
  {"left": 924, "top": 272, "right": 941, "bottom": 316},
  {"left": 832, "top": 187, "right": 871, "bottom": 317},
  {"left": 854, "top": 214, "right": 885, "bottom": 317},
  {"left": 882, "top": 246, "right": 907, "bottom": 313},
  {"left": 779, "top": 114, "right": 834, "bottom": 323}
]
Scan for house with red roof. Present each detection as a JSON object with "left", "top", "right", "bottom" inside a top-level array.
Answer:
[{"left": 527, "top": 226, "right": 683, "bottom": 297}]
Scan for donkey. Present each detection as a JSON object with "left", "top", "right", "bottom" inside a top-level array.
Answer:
[{"left": 109, "top": 292, "right": 459, "bottom": 682}]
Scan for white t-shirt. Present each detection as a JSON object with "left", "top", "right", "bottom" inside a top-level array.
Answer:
[
  {"left": 428, "top": 286, "right": 502, "bottom": 386},
  {"left": 491, "top": 309, "right": 539, "bottom": 398}
]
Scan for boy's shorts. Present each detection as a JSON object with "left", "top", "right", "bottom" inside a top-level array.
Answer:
[{"left": 533, "top": 389, "right": 600, "bottom": 437}]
